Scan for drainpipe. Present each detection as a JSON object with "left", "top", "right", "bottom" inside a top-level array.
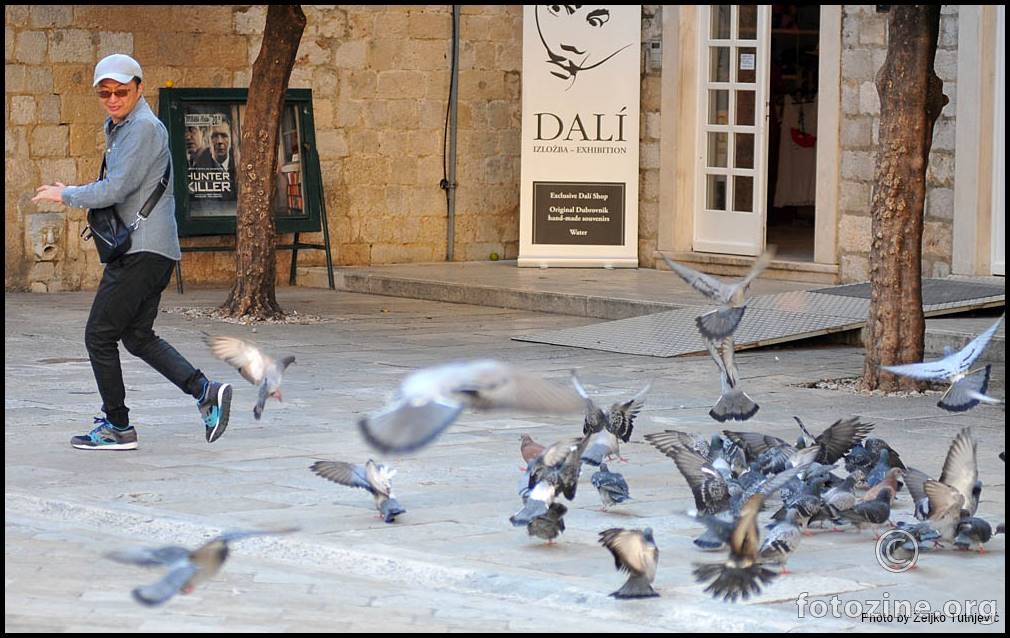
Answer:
[{"left": 442, "top": 5, "right": 460, "bottom": 261}]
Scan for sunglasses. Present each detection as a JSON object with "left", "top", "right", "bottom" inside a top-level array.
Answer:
[{"left": 96, "top": 88, "right": 132, "bottom": 99}]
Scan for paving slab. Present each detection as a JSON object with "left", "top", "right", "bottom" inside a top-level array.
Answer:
[{"left": 4, "top": 286, "right": 1005, "bottom": 633}]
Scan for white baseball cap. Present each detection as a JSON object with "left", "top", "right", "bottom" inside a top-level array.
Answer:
[{"left": 93, "top": 54, "right": 143, "bottom": 86}]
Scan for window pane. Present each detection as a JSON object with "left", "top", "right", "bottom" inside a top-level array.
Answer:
[
  {"left": 738, "top": 5, "right": 757, "bottom": 39},
  {"left": 708, "top": 132, "right": 728, "bottom": 167},
  {"left": 734, "top": 175, "right": 754, "bottom": 212},
  {"left": 736, "top": 90, "right": 755, "bottom": 126},
  {"left": 734, "top": 133, "right": 754, "bottom": 168},
  {"left": 710, "top": 47, "right": 730, "bottom": 82},
  {"left": 707, "top": 174, "right": 727, "bottom": 211},
  {"left": 708, "top": 90, "right": 729, "bottom": 125},
  {"left": 737, "top": 47, "right": 757, "bottom": 84},
  {"left": 711, "top": 5, "right": 731, "bottom": 39}
]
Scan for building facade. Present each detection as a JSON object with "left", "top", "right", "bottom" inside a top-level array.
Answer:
[{"left": 5, "top": 5, "right": 1004, "bottom": 291}]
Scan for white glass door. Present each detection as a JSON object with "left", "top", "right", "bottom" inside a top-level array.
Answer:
[{"left": 694, "top": 5, "right": 771, "bottom": 256}]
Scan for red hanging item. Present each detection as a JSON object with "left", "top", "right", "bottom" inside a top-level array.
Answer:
[{"left": 790, "top": 127, "right": 816, "bottom": 148}]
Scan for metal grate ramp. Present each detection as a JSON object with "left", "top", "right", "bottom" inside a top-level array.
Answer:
[{"left": 513, "top": 279, "right": 1005, "bottom": 358}]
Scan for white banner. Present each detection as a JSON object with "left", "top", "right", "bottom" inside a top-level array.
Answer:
[{"left": 519, "top": 5, "right": 641, "bottom": 267}]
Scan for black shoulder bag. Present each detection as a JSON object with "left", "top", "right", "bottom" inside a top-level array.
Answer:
[{"left": 82, "top": 158, "right": 171, "bottom": 263}]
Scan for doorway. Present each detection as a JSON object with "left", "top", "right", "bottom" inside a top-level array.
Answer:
[{"left": 766, "top": 5, "right": 820, "bottom": 261}]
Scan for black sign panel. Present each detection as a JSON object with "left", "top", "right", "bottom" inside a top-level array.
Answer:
[
  {"left": 159, "top": 88, "right": 322, "bottom": 237},
  {"left": 532, "top": 181, "right": 625, "bottom": 245}
]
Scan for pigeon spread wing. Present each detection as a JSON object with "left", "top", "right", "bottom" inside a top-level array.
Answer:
[
  {"left": 357, "top": 398, "right": 464, "bottom": 455},
  {"left": 309, "top": 460, "right": 374, "bottom": 493},
  {"left": 813, "top": 417, "right": 875, "bottom": 465},
  {"left": 206, "top": 335, "right": 269, "bottom": 386},
  {"left": 106, "top": 546, "right": 191, "bottom": 567},
  {"left": 661, "top": 255, "right": 731, "bottom": 302},
  {"left": 462, "top": 364, "right": 584, "bottom": 414},
  {"left": 881, "top": 315, "right": 1003, "bottom": 382},
  {"left": 132, "top": 562, "right": 199, "bottom": 607},
  {"left": 607, "top": 383, "right": 650, "bottom": 442},
  {"left": 937, "top": 428, "right": 979, "bottom": 514}
]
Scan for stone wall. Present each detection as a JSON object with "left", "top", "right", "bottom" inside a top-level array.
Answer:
[
  {"left": 836, "top": 5, "right": 958, "bottom": 283},
  {"left": 6, "top": 5, "right": 664, "bottom": 291}
]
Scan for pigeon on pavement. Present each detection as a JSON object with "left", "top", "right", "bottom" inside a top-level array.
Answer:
[
  {"left": 511, "top": 435, "right": 591, "bottom": 526},
  {"left": 106, "top": 528, "right": 298, "bottom": 606},
  {"left": 660, "top": 248, "right": 776, "bottom": 340},
  {"left": 310, "top": 459, "right": 406, "bottom": 523},
  {"left": 591, "top": 463, "right": 632, "bottom": 510},
  {"left": 519, "top": 433, "right": 546, "bottom": 471},
  {"left": 862, "top": 467, "right": 904, "bottom": 507},
  {"left": 758, "top": 508, "right": 803, "bottom": 574},
  {"left": 903, "top": 427, "right": 980, "bottom": 520},
  {"left": 526, "top": 503, "right": 568, "bottom": 543},
  {"left": 954, "top": 515, "right": 994, "bottom": 553},
  {"left": 880, "top": 315, "right": 1003, "bottom": 412},
  {"left": 205, "top": 335, "right": 295, "bottom": 420},
  {"left": 793, "top": 416, "right": 875, "bottom": 465},
  {"left": 598, "top": 527, "right": 660, "bottom": 599},
  {"left": 649, "top": 440, "right": 732, "bottom": 517},
  {"left": 357, "top": 359, "right": 584, "bottom": 454},
  {"left": 834, "top": 489, "right": 893, "bottom": 535}
]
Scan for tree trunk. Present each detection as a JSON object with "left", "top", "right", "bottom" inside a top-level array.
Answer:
[
  {"left": 221, "top": 5, "right": 306, "bottom": 319},
  {"left": 860, "top": 6, "right": 947, "bottom": 391}
]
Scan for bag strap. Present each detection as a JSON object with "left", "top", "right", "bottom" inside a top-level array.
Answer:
[
  {"left": 98, "top": 156, "right": 172, "bottom": 230},
  {"left": 134, "top": 161, "right": 172, "bottom": 224}
]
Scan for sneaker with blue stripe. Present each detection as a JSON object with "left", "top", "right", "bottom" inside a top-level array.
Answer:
[
  {"left": 71, "top": 417, "right": 138, "bottom": 450},
  {"left": 199, "top": 380, "right": 233, "bottom": 443}
]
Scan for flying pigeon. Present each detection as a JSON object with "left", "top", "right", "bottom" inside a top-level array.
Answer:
[
  {"left": 591, "top": 463, "right": 632, "bottom": 510},
  {"left": 661, "top": 247, "right": 776, "bottom": 340},
  {"left": 572, "top": 374, "right": 650, "bottom": 465},
  {"left": 205, "top": 335, "right": 295, "bottom": 420},
  {"left": 598, "top": 527, "right": 660, "bottom": 599},
  {"left": 693, "top": 493, "right": 778, "bottom": 602},
  {"left": 704, "top": 335, "right": 759, "bottom": 422},
  {"left": 880, "top": 315, "right": 1004, "bottom": 412},
  {"left": 105, "top": 528, "right": 297, "bottom": 606},
  {"left": 310, "top": 459, "right": 406, "bottom": 523},
  {"left": 357, "top": 359, "right": 584, "bottom": 454}
]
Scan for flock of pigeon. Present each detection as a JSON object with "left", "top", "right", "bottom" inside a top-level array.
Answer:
[{"left": 104, "top": 254, "right": 1005, "bottom": 608}]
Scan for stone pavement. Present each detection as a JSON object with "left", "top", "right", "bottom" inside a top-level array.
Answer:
[{"left": 4, "top": 279, "right": 1005, "bottom": 633}]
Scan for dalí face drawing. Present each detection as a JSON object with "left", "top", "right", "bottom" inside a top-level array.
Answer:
[{"left": 535, "top": 5, "right": 635, "bottom": 86}]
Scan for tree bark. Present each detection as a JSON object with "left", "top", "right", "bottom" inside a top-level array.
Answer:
[
  {"left": 222, "top": 5, "right": 306, "bottom": 319},
  {"left": 860, "top": 6, "right": 948, "bottom": 391}
]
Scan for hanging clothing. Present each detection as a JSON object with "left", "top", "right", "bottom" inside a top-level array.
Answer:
[{"left": 773, "top": 96, "right": 818, "bottom": 207}]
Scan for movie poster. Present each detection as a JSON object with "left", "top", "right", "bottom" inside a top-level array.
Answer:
[
  {"left": 184, "top": 104, "right": 241, "bottom": 217},
  {"left": 182, "top": 102, "right": 305, "bottom": 219}
]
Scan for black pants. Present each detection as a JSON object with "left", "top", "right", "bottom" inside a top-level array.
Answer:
[{"left": 85, "top": 252, "right": 206, "bottom": 426}]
